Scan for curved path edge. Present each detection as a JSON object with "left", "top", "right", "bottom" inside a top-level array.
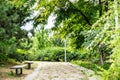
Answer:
[{"left": 24, "top": 62, "right": 41, "bottom": 80}]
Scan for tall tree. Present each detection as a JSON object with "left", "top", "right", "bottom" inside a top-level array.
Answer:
[
  {"left": 0, "top": 0, "right": 35, "bottom": 61},
  {"left": 34, "top": 0, "right": 100, "bottom": 49}
]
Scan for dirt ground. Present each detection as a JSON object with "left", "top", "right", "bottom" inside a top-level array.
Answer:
[{"left": 0, "top": 62, "right": 37, "bottom": 80}]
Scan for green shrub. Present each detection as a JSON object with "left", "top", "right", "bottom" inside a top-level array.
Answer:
[
  {"left": 7, "top": 49, "right": 27, "bottom": 62},
  {"left": 8, "top": 53, "right": 25, "bottom": 62},
  {"left": 35, "top": 47, "right": 64, "bottom": 61},
  {"left": 0, "top": 53, "right": 7, "bottom": 62},
  {"left": 71, "top": 60, "right": 102, "bottom": 72},
  {"left": 34, "top": 47, "right": 83, "bottom": 62}
]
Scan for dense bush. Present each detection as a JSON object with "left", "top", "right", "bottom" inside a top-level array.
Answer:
[
  {"left": 71, "top": 60, "right": 102, "bottom": 72},
  {"left": 8, "top": 53, "right": 25, "bottom": 62},
  {"left": 0, "top": 54, "right": 7, "bottom": 62},
  {"left": 8, "top": 49, "right": 28, "bottom": 62},
  {"left": 34, "top": 47, "right": 84, "bottom": 62}
]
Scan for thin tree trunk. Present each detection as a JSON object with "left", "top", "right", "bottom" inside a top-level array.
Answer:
[
  {"left": 99, "top": 52, "right": 104, "bottom": 65},
  {"left": 105, "top": 0, "right": 108, "bottom": 12},
  {"left": 98, "top": 44, "right": 104, "bottom": 65}
]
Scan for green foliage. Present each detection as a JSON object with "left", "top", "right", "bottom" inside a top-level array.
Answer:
[
  {"left": 50, "top": 37, "right": 64, "bottom": 47},
  {"left": 7, "top": 58, "right": 19, "bottom": 64},
  {"left": 0, "top": 0, "right": 120, "bottom": 79},
  {"left": 82, "top": 0, "right": 120, "bottom": 79},
  {"left": 0, "top": 54, "right": 7, "bottom": 62},
  {"left": 0, "top": 0, "right": 32, "bottom": 40},
  {"left": 31, "top": 26, "right": 51, "bottom": 49},
  {"left": 0, "top": 41, "right": 16, "bottom": 62},
  {"left": 30, "top": 47, "right": 83, "bottom": 62},
  {"left": 71, "top": 60, "right": 102, "bottom": 72},
  {"left": 101, "top": 29, "right": 120, "bottom": 80},
  {"left": 0, "top": 0, "right": 35, "bottom": 62},
  {"left": 8, "top": 48, "right": 26, "bottom": 62},
  {"left": 33, "top": 0, "right": 100, "bottom": 49},
  {"left": 17, "top": 38, "right": 32, "bottom": 49}
]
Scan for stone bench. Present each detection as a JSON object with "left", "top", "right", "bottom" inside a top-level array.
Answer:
[
  {"left": 24, "top": 61, "right": 33, "bottom": 69},
  {"left": 10, "top": 65, "right": 26, "bottom": 75}
]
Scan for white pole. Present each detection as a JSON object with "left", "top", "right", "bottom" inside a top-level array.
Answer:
[
  {"left": 64, "top": 38, "right": 67, "bottom": 62},
  {"left": 114, "top": 0, "right": 119, "bottom": 29}
]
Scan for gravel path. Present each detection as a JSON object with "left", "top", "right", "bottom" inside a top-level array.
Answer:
[{"left": 24, "top": 62, "right": 100, "bottom": 80}]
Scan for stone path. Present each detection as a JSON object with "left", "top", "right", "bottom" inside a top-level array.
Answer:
[{"left": 24, "top": 62, "right": 100, "bottom": 80}]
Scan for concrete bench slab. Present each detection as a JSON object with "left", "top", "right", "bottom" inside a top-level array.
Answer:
[
  {"left": 10, "top": 65, "right": 26, "bottom": 75},
  {"left": 24, "top": 61, "right": 33, "bottom": 69}
]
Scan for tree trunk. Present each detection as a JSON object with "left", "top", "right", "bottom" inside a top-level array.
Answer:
[
  {"left": 98, "top": 44, "right": 104, "bottom": 65},
  {"left": 99, "top": 52, "right": 104, "bottom": 65},
  {"left": 105, "top": 0, "right": 108, "bottom": 12}
]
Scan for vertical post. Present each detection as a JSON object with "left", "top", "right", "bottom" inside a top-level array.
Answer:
[
  {"left": 16, "top": 69, "right": 18, "bottom": 75},
  {"left": 64, "top": 38, "right": 67, "bottom": 62},
  {"left": 114, "top": 0, "right": 119, "bottom": 29},
  {"left": 20, "top": 68, "right": 22, "bottom": 74},
  {"left": 28, "top": 63, "right": 31, "bottom": 69}
]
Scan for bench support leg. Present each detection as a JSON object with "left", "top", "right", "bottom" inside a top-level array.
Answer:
[
  {"left": 16, "top": 69, "right": 18, "bottom": 75},
  {"left": 28, "top": 64, "right": 31, "bottom": 69},
  {"left": 20, "top": 68, "right": 22, "bottom": 74},
  {"left": 15, "top": 68, "right": 22, "bottom": 75}
]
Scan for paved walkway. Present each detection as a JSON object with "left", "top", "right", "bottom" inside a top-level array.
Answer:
[{"left": 24, "top": 62, "right": 100, "bottom": 80}]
